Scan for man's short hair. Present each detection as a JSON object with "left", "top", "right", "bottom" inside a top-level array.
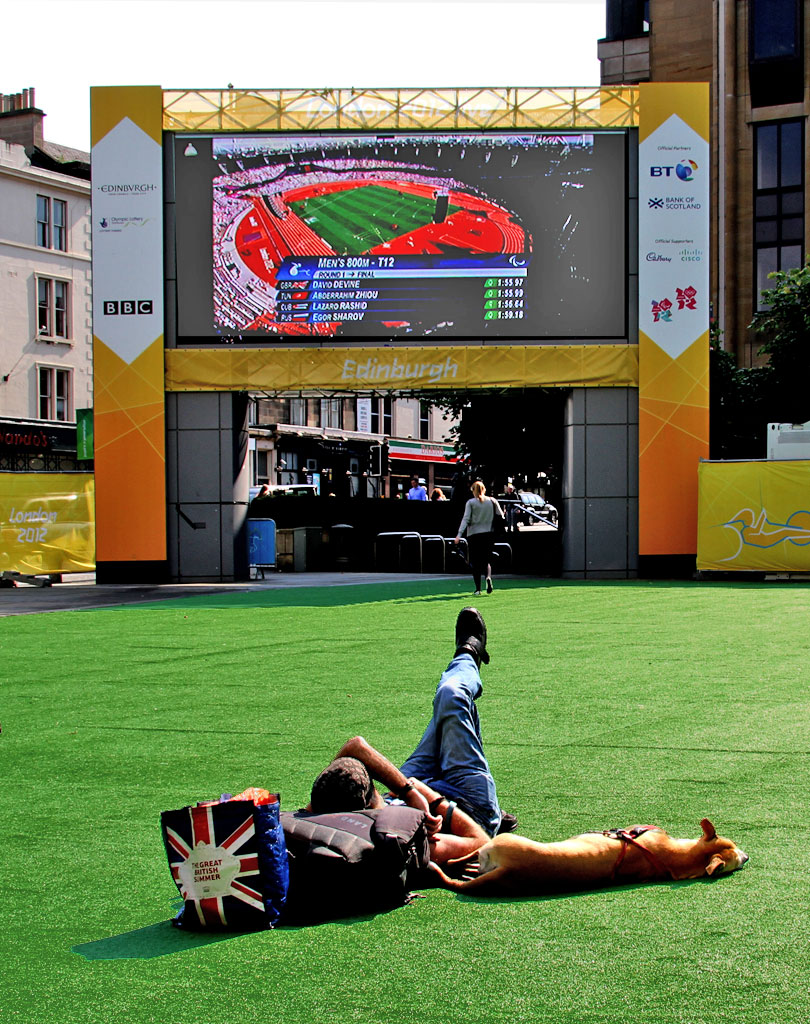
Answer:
[{"left": 310, "top": 756, "right": 375, "bottom": 813}]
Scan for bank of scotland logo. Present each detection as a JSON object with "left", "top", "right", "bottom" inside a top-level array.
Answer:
[
  {"left": 648, "top": 197, "right": 664, "bottom": 209},
  {"left": 676, "top": 159, "right": 698, "bottom": 182}
]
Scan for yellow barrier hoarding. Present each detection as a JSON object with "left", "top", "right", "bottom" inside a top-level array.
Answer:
[
  {"left": 165, "top": 344, "right": 639, "bottom": 392},
  {"left": 697, "top": 460, "right": 810, "bottom": 572},
  {"left": 0, "top": 474, "right": 95, "bottom": 575}
]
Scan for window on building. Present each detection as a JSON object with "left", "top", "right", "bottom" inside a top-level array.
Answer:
[
  {"left": 53, "top": 199, "right": 67, "bottom": 251},
  {"left": 36, "top": 196, "right": 50, "bottom": 247},
  {"left": 38, "top": 366, "right": 72, "bottom": 421},
  {"left": 382, "top": 396, "right": 392, "bottom": 436},
  {"left": 751, "top": 0, "right": 799, "bottom": 60},
  {"left": 255, "top": 449, "right": 269, "bottom": 483},
  {"left": 290, "top": 398, "right": 306, "bottom": 425},
  {"left": 36, "top": 195, "right": 67, "bottom": 250},
  {"left": 749, "top": 0, "right": 803, "bottom": 107},
  {"left": 320, "top": 398, "right": 342, "bottom": 428},
  {"left": 278, "top": 450, "right": 298, "bottom": 483},
  {"left": 37, "top": 278, "right": 70, "bottom": 339},
  {"left": 419, "top": 401, "right": 430, "bottom": 440},
  {"left": 605, "top": 0, "right": 648, "bottom": 40},
  {"left": 369, "top": 396, "right": 393, "bottom": 436},
  {"left": 754, "top": 120, "right": 804, "bottom": 309}
]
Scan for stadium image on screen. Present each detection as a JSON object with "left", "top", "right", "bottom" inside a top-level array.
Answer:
[{"left": 173, "top": 131, "right": 627, "bottom": 343}]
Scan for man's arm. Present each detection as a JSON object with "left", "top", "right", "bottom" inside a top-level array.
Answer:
[
  {"left": 336, "top": 736, "right": 442, "bottom": 832},
  {"left": 406, "top": 777, "right": 489, "bottom": 842},
  {"left": 337, "top": 736, "right": 489, "bottom": 844}
]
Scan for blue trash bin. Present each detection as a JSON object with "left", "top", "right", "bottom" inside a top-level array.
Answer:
[{"left": 248, "top": 519, "right": 276, "bottom": 577}]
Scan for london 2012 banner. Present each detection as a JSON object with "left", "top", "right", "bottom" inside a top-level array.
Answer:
[
  {"left": 638, "top": 83, "right": 710, "bottom": 559},
  {"left": 0, "top": 474, "right": 95, "bottom": 575}
]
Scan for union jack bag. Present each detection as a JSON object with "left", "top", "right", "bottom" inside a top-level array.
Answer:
[{"left": 161, "top": 791, "right": 288, "bottom": 930}]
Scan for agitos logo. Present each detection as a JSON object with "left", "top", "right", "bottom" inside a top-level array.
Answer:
[
  {"left": 103, "top": 300, "right": 154, "bottom": 315},
  {"left": 650, "top": 159, "right": 699, "bottom": 181}
]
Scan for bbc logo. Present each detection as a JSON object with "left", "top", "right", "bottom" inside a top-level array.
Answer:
[{"left": 103, "top": 300, "right": 154, "bottom": 315}]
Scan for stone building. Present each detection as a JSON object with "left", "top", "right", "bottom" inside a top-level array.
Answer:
[
  {"left": 0, "top": 88, "right": 92, "bottom": 469},
  {"left": 599, "top": 0, "right": 807, "bottom": 365}
]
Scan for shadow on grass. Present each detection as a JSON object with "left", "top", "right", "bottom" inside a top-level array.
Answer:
[
  {"left": 449, "top": 874, "right": 740, "bottom": 906},
  {"left": 109, "top": 575, "right": 799, "bottom": 615},
  {"left": 72, "top": 920, "right": 246, "bottom": 960},
  {"left": 72, "top": 908, "right": 395, "bottom": 960},
  {"left": 115, "top": 578, "right": 548, "bottom": 612}
]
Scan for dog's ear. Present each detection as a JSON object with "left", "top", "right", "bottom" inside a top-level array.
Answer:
[
  {"left": 700, "top": 818, "right": 717, "bottom": 842},
  {"left": 705, "top": 854, "right": 726, "bottom": 876}
]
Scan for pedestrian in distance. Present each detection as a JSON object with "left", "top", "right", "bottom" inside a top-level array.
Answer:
[
  {"left": 454, "top": 480, "right": 504, "bottom": 596},
  {"left": 407, "top": 476, "right": 428, "bottom": 500}
]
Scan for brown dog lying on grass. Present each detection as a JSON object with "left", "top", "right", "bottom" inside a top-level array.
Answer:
[{"left": 430, "top": 819, "right": 749, "bottom": 895}]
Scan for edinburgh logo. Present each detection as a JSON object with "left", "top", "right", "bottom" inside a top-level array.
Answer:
[{"left": 99, "top": 183, "right": 157, "bottom": 193}]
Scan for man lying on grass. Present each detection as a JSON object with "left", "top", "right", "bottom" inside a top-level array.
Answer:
[{"left": 307, "top": 608, "right": 517, "bottom": 865}]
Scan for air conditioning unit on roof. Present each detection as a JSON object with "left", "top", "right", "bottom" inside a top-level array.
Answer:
[{"left": 767, "top": 421, "right": 810, "bottom": 461}]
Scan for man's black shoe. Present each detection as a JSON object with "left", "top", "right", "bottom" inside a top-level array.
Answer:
[
  {"left": 455, "top": 606, "right": 490, "bottom": 666},
  {"left": 497, "top": 812, "right": 518, "bottom": 834}
]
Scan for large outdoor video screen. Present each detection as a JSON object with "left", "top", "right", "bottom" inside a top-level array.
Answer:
[{"left": 172, "top": 131, "right": 627, "bottom": 343}]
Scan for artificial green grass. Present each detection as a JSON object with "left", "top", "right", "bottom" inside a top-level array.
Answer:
[{"left": 2, "top": 578, "right": 809, "bottom": 1024}]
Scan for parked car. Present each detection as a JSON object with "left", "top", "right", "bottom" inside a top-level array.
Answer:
[
  {"left": 249, "top": 484, "right": 319, "bottom": 500},
  {"left": 497, "top": 491, "right": 558, "bottom": 528}
]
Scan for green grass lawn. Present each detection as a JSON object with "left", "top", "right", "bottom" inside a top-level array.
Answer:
[
  {"left": 2, "top": 577, "right": 809, "bottom": 1024},
  {"left": 290, "top": 186, "right": 459, "bottom": 252}
]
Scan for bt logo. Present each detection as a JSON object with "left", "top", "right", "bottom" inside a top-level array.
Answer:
[{"left": 650, "top": 159, "right": 699, "bottom": 181}]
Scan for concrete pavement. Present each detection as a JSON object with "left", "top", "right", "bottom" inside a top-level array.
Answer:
[{"left": 0, "top": 571, "right": 459, "bottom": 616}]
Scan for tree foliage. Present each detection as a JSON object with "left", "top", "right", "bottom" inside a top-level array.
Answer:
[
  {"left": 709, "top": 337, "right": 773, "bottom": 459},
  {"left": 416, "top": 388, "right": 567, "bottom": 500},
  {"left": 749, "top": 261, "right": 810, "bottom": 425},
  {"left": 711, "top": 261, "right": 810, "bottom": 459}
]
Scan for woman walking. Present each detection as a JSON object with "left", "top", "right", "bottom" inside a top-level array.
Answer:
[{"left": 455, "top": 481, "right": 503, "bottom": 596}]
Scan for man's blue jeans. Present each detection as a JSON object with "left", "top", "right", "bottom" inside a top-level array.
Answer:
[{"left": 400, "top": 652, "right": 501, "bottom": 836}]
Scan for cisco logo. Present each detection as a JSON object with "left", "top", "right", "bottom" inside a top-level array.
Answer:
[
  {"left": 102, "top": 300, "right": 154, "bottom": 316},
  {"left": 650, "top": 159, "right": 699, "bottom": 181}
]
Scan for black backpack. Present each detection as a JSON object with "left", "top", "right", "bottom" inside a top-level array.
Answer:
[{"left": 280, "top": 805, "right": 431, "bottom": 923}]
